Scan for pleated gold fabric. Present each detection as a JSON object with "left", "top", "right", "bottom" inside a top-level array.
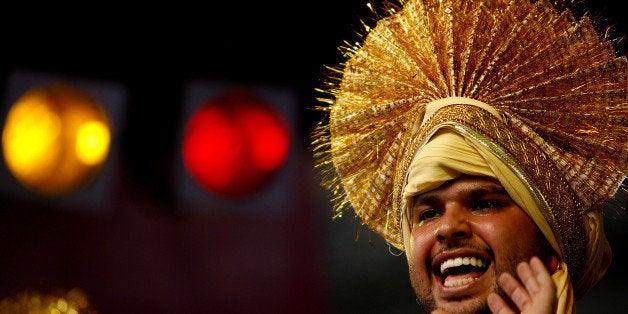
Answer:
[{"left": 311, "top": 0, "right": 627, "bottom": 300}]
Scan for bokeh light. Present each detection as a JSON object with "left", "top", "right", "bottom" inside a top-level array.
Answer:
[
  {"left": 1, "top": 82, "right": 112, "bottom": 196},
  {"left": 182, "top": 90, "right": 290, "bottom": 197}
]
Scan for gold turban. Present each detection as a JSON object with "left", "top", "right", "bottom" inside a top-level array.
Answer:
[{"left": 312, "top": 0, "right": 628, "bottom": 305}]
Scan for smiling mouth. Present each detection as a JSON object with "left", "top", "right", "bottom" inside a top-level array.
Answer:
[{"left": 437, "top": 256, "right": 489, "bottom": 288}]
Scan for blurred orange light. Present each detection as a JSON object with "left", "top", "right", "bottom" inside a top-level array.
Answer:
[
  {"left": 1, "top": 82, "right": 111, "bottom": 196},
  {"left": 182, "top": 91, "right": 290, "bottom": 197}
]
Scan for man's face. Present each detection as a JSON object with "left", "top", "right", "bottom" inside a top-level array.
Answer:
[{"left": 402, "top": 175, "right": 553, "bottom": 314}]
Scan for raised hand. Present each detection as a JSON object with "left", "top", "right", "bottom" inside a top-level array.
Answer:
[{"left": 487, "top": 256, "right": 556, "bottom": 314}]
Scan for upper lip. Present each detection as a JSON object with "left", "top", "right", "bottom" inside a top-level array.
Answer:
[{"left": 431, "top": 248, "right": 491, "bottom": 277}]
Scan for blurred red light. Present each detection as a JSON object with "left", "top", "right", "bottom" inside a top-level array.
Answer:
[{"left": 182, "top": 91, "right": 290, "bottom": 197}]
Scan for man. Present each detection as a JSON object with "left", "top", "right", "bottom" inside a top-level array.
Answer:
[
  {"left": 400, "top": 126, "right": 563, "bottom": 313},
  {"left": 311, "top": 0, "right": 627, "bottom": 313}
]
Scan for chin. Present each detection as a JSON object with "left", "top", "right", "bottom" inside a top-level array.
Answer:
[{"left": 435, "top": 298, "right": 491, "bottom": 314}]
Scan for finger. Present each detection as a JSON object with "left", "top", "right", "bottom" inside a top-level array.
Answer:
[
  {"left": 499, "top": 271, "right": 532, "bottom": 310},
  {"left": 517, "top": 260, "right": 541, "bottom": 297},
  {"left": 529, "top": 256, "right": 557, "bottom": 307},
  {"left": 529, "top": 256, "right": 555, "bottom": 294},
  {"left": 488, "top": 292, "right": 517, "bottom": 314}
]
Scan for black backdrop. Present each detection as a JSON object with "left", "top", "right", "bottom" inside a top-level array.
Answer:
[{"left": 0, "top": 1, "right": 626, "bottom": 313}]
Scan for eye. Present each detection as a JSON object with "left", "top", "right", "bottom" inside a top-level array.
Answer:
[
  {"left": 414, "top": 208, "right": 441, "bottom": 225},
  {"left": 471, "top": 200, "right": 504, "bottom": 213}
]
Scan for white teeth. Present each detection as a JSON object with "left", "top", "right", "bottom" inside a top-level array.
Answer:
[
  {"left": 444, "top": 277, "right": 477, "bottom": 287},
  {"left": 440, "top": 256, "right": 486, "bottom": 274}
]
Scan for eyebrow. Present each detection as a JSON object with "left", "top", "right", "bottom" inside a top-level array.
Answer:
[
  {"left": 412, "top": 182, "right": 510, "bottom": 207},
  {"left": 467, "top": 184, "right": 509, "bottom": 198}
]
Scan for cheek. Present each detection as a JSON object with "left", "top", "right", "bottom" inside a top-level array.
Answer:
[
  {"left": 405, "top": 227, "right": 435, "bottom": 269},
  {"left": 503, "top": 213, "right": 538, "bottom": 241},
  {"left": 474, "top": 213, "right": 540, "bottom": 255}
]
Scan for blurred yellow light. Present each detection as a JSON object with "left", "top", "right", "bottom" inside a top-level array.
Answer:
[
  {"left": 2, "top": 96, "right": 62, "bottom": 180},
  {"left": 56, "top": 298, "right": 68, "bottom": 311},
  {"left": 1, "top": 82, "right": 111, "bottom": 196},
  {"left": 76, "top": 121, "right": 110, "bottom": 165}
]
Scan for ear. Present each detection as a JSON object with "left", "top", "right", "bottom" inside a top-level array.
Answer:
[{"left": 547, "top": 253, "right": 561, "bottom": 274}]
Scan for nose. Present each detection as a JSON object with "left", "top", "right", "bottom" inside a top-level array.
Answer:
[{"left": 435, "top": 203, "right": 472, "bottom": 243}]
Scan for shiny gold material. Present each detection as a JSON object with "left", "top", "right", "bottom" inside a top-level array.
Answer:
[
  {"left": 0, "top": 288, "right": 95, "bottom": 313},
  {"left": 312, "top": 0, "right": 627, "bottom": 288}
]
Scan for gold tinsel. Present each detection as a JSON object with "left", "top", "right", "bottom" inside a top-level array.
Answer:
[{"left": 311, "top": 0, "right": 627, "bottom": 276}]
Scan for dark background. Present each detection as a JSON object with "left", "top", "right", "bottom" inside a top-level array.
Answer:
[{"left": 0, "top": 0, "right": 626, "bottom": 313}]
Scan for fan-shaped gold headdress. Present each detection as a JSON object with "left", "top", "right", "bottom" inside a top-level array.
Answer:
[{"left": 312, "top": 0, "right": 627, "bottom": 289}]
